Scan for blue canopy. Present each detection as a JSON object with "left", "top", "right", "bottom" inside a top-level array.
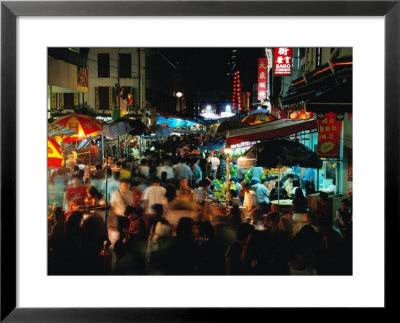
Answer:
[
  {"left": 156, "top": 115, "right": 198, "bottom": 129},
  {"left": 198, "top": 136, "right": 226, "bottom": 152}
]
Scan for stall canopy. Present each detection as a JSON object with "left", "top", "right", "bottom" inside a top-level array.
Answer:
[
  {"left": 240, "top": 139, "right": 322, "bottom": 169},
  {"left": 207, "top": 120, "right": 250, "bottom": 138},
  {"left": 198, "top": 136, "right": 226, "bottom": 152},
  {"left": 156, "top": 113, "right": 199, "bottom": 129},
  {"left": 48, "top": 123, "right": 77, "bottom": 138},
  {"left": 226, "top": 118, "right": 317, "bottom": 146},
  {"left": 242, "top": 109, "right": 276, "bottom": 125},
  {"left": 102, "top": 118, "right": 149, "bottom": 139}
]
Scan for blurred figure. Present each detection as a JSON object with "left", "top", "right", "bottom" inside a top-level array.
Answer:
[
  {"left": 225, "top": 223, "right": 254, "bottom": 275},
  {"left": 65, "top": 175, "right": 87, "bottom": 207},
  {"left": 176, "top": 178, "right": 193, "bottom": 201},
  {"left": 292, "top": 186, "right": 308, "bottom": 213}
]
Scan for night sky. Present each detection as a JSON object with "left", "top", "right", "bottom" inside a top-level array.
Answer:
[{"left": 157, "top": 47, "right": 266, "bottom": 93}]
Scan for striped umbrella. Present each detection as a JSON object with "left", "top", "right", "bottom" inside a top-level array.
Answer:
[
  {"left": 51, "top": 114, "right": 103, "bottom": 142},
  {"left": 242, "top": 110, "right": 276, "bottom": 125},
  {"left": 48, "top": 136, "right": 64, "bottom": 168}
]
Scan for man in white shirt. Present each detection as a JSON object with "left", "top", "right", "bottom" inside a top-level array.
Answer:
[
  {"left": 110, "top": 179, "right": 133, "bottom": 234},
  {"left": 209, "top": 153, "right": 220, "bottom": 178},
  {"left": 138, "top": 159, "right": 150, "bottom": 178},
  {"left": 242, "top": 182, "right": 259, "bottom": 223},
  {"left": 143, "top": 177, "right": 167, "bottom": 227}
]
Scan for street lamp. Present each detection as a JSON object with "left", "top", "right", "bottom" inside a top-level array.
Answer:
[{"left": 176, "top": 91, "right": 183, "bottom": 98}]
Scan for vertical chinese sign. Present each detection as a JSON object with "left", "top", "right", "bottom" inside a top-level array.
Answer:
[
  {"left": 257, "top": 58, "right": 268, "bottom": 101},
  {"left": 274, "top": 48, "right": 292, "bottom": 76},
  {"left": 316, "top": 112, "right": 340, "bottom": 157}
]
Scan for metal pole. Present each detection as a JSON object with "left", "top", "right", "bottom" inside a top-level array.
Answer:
[
  {"left": 102, "top": 134, "right": 105, "bottom": 164},
  {"left": 278, "top": 166, "right": 280, "bottom": 203},
  {"left": 225, "top": 152, "right": 230, "bottom": 208}
]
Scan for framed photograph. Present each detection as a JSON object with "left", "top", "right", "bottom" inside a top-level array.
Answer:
[{"left": 1, "top": 0, "right": 397, "bottom": 321}]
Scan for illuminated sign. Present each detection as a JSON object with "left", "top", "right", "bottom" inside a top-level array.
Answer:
[
  {"left": 274, "top": 48, "right": 292, "bottom": 76},
  {"left": 258, "top": 58, "right": 268, "bottom": 101}
]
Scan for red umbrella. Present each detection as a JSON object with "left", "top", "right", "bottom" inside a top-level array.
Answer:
[
  {"left": 48, "top": 136, "right": 63, "bottom": 168},
  {"left": 51, "top": 114, "right": 103, "bottom": 142}
]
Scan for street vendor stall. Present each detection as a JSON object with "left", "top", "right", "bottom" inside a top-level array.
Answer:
[{"left": 239, "top": 138, "right": 323, "bottom": 208}]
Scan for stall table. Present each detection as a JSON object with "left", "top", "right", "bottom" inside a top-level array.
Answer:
[{"left": 270, "top": 199, "right": 293, "bottom": 212}]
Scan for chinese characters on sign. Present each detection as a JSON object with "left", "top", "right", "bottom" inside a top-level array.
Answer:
[
  {"left": 274, "top": 48, "right": 292, "bottom": 76},
  {"left": 257, "top": 58, "right": 268, "bottom": 101},
  {"left": 316, "top": 112, "right": 340, "bottom": 157}
]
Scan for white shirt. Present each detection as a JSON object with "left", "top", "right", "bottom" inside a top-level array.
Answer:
[
  {"left": 210, "top": 156, "right": 220, "bottom": 171},
  {"left": 243, "top": 190, "right": 258, "bottom": 210},
  {"left": 194, "top": 187, "right": 208, "bottom": 203},
  {"left": 138, "top": 165, "right": 150, "bottom": 178},
  {"left": 156, "top": 165, "right": 175, "bottom": 180},
  {"left": 143, "top": 185, "right": 167, "bottom": 214},
  {"left": 111, "top": 189, "right": 133, "bottom": 217}
]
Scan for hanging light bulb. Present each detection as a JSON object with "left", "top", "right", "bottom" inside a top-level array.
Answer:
[{"left": 298, "top": 109, "right": 308, "bottom": 120}]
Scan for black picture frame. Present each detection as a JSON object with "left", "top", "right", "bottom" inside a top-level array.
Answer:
[{"left": 1, "top": 0, "right": 397, "bottom": 321}]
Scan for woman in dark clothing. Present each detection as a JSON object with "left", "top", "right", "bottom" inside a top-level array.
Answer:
[
  {"left": 292, "top": 187, "right": 308, "bottom": 213},
  {"left": 269, "top": 181, "right": 289, "bottom": 201}
]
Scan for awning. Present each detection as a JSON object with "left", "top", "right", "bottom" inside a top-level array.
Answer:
[
  {"left": 282, "top": 57, "right": 352, "bottom": 113},
  {"left": 226, "top": 118, "right": 317, "bottom": 146},
  {"left": 240, "top": 139, "right": 322, "bottom": 169}
]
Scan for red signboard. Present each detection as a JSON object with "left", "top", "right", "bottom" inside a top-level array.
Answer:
[
  {"left": 274, "top": 48, "right": 292, "bottom": 76},
  {"left": 257, "top": 58, "right": 268, "bottom": 101},
  {"left": 316, "top": 112, "right": 340, "bottom": 157}
]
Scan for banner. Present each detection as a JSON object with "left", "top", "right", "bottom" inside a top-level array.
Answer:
[
  {"left": 274, "top": 48, "right": 292, "bottom": 76},
  {"left": 257, "top": 58, "right": 268, "bottom": 101},
  {"left": 77, "top": 67, "right": 88, "bottom": 87},
  {"left": 316, "top": 112, "right": 340, "bottom": 157}
]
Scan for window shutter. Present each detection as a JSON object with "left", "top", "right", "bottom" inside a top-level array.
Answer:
[
  {"left": 108, "top": 87, "right": 114, "bottom": 109},
  {"left": 74, "top": 93, "right": 79, "bottom": 106},
  {"left": 51, "top": 93, "right": 57, "bottom": 109},
  {"left": 59, "top": 93, "right": 64, "bottom": 109},
  {"left": 95, "top": 87, "right": 99, "bottom": 109}
]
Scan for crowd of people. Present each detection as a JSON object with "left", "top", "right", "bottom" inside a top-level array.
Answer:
[{"left": 48, "top": 149, "right": 352, "bottom": 276}]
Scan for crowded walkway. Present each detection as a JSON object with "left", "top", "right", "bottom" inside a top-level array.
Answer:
[{"left": 48, "top": 146, "right": 352, "bottom": 276}]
